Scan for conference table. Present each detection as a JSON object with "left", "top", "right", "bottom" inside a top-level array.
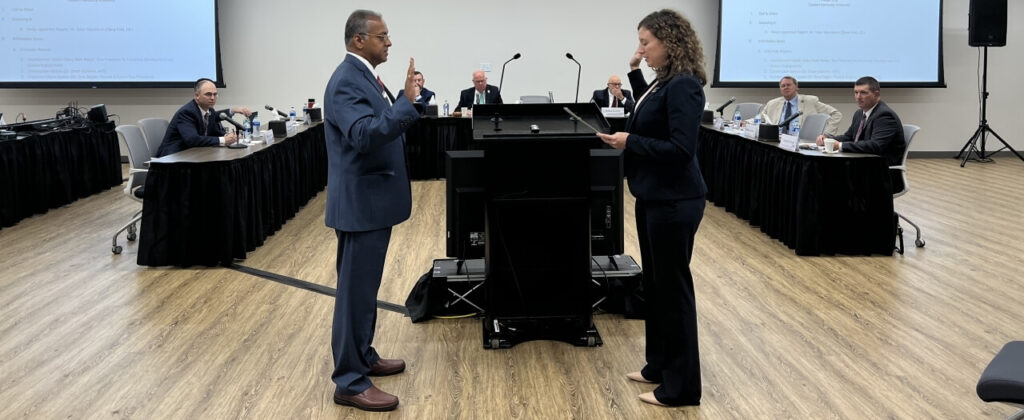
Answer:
[
  {"left": 137, "top": 123, "right": 326, "bottom": 267},
  {"left": 0, "top": 122, "right": 121, "bottom": 229},
  {"left": 698, "top": 124, "right": 894, "bottom": 256}
]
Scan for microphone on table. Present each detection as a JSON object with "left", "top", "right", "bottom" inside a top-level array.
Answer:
[
  {"left": 218, "top": 112, "right": 245, "bottom": 131},
  {"left": 264, "top": 105, "right": 288, "bottom": 119},
  {"left": 498, "top": 53, "right": 521, "bottom": 92},
  {"left": 779, "top": 110, "right": 803, "bottom": 128},
  {"left": 715, "top": 97, "right": 736, "bottom": 115},
  {"left": 566, "top": 52, "right": 581, "bottom": 103}
]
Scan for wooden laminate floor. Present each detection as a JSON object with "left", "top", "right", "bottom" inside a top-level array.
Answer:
[{"left": 1, "top": 158, "right": 1022, "bottom": 419}]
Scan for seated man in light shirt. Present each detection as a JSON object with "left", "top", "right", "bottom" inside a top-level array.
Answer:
[{"left": 759, "top": 76, "right": 842, "bottom": 135}]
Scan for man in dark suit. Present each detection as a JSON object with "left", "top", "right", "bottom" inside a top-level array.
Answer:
[
  {"left": 396, "top": 71, "right": 434, "bottom": 106},
  {"left": 817, "top": 76, "right": 906, "bottom": 189},
  {"left": 155, "top": 78, "right": 251, "bottom": 157},
  {"left": 323, "top": 10, "right": 420, "bottom": 413},
  {"left": 591, "top": 75, "right": 635, "bottom": 114},
  {"left": 455, "top": 70, "right": 503, "bottom": 110}
]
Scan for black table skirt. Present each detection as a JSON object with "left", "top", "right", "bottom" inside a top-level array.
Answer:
[
  {"left": 137, "top": 125, "right": 327, "bottom": 267},
  {"left": 405, "top": 117, "right": 473, "bottom": 180},
  {"left": 698, "top": 126, "right": 894, "bottom": 256},
  {"left": 0, "top": 122, "right": 121, "bottom": 229}
]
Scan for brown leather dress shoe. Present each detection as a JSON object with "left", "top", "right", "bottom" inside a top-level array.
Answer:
[
  {"left": 369, "top": 358, "right": 406, "bottom": 376},
  {"left": 334, "top": 385, "right": 399, "bottom": 412}
]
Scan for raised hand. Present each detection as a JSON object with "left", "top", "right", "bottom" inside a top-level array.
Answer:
[
  {"left": 629, "top": 48, "right": 643, "bottom": 70},
  {"left": 403, "top": 57, "right": 420, "bottom": 103}
]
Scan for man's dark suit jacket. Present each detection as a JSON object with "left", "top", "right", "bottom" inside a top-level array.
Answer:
[
  {"left": 155, "top": 100, "right": 228, "bottom": 157},
  {"left": 624, "top": 69, "right": 706, "bottom": 201},
  {"left": 591, "top": 88, "right": 636, "bottom": 114},
  {"left": 396, "top": 87, "right": 435, "bottom": 106},
  {"left": 833, "top": 100, "right": 906, "bottom": 166},
  {"left": 323, "top": 54, "right": 419, "bottom": 232},
  {"left": 456, "top": 85, "right": 503, "bottom": 110}
]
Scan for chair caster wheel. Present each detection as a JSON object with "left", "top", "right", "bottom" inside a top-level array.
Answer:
[
  {"left": 127, "top": 233, "right": 137, "bottom": 241},
  {"left": 112, "top": 245, "right": 123, "bottom": 254},
  {"left": 490, "top": 338, "right": 501, "bottom": 349},
  {"left": 915, "top": 239, "right": 925, "bottom": 247},
  {"left": 587, "top": 336, "right": 597, "bottom": 346}
]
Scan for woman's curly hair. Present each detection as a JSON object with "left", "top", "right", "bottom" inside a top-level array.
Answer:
[{"left": 638, "top": 9, "right": 707, "bottom": 86}]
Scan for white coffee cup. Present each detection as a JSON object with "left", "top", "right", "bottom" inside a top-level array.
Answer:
[
  {"left": 460, "top": 107, "right": 470, "bottom": 118},
  {"left": 824, "top": 138, "right": 838, "bottom": 153}
]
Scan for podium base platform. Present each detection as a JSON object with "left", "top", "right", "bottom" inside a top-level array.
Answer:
[
  {"left": 431, "top": 255, "right": 643, "bottom": 318},
  {"left": 483, "top": 315, "right": 603, "bottom": 349},
  {"left": 428, "top": 255, "right": 641, "bottom": 349}
]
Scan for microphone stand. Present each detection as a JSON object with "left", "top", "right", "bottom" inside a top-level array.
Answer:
[
  {"left": 567, "top": 54, "right": 582, "bottom": 103},
  {"left": 498, "top": 53, "right": 520, "bottom": 93}
]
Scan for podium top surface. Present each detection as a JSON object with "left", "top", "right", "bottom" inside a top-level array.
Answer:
[{"left": 471, "top": 103, "right": 612, "bottom": 141}]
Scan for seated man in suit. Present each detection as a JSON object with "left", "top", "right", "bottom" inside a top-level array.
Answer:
[
  {"left": 396, "top": 71, "right": 434, "bottom": 106},
  {"left": 591, "top": 75, "right": 635, "bottom": 114},
  {"left": 155, "top": 78, "right": 252, "bottom": 157},
  {"left": 759, "top": 75, "right": 842, "bottom": 135},
  {"left": 817, "top": 76, "right": 907, "bottom": 190},
  {"left": 455, "top": 70, "right": 502, "bottom": 110}
]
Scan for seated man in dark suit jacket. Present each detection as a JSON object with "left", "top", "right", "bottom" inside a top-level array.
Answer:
[
  {"left": 455, "top": 70, "right": 503, "bottom": 110},
  {"left": 591, "top": 75, "right": 635, "bottom": 114},
  {"left": 155, "top": 78, "right": 252, "bottom": 157},
  {"left": 396, "top": 71, "right": 434, "bottom": 106},
  {"left": 817, "top": 76, "right": 907, "bottom": 190}
]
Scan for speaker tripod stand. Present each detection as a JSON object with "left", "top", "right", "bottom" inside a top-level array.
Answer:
[{"left": 956, "top": 46, "right": 1024, "bottom": 167}]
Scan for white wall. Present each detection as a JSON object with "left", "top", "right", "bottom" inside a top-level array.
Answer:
[{"left": 0, "top": 0, "right": 1019, "bottom": 153}]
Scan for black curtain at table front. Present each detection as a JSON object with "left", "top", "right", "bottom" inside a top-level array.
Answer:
[
  {"left": 0, "top": 122, "right": 121, "bottom": 229},
  {"left": 405, "top": 117, "right": 473, "bottom": 180},
  {"left": 137, "top": 125, "right": 327, "bottom": 267},
  {"left": 697, "top": 127, "right": 894, "bottom": 256}
]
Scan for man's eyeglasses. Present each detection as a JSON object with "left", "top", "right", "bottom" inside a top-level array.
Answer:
[
  {"left": 359, "top": 32, "right": 390, "bottom": 41},
  {"left": 608, "top": 83, "right": 622, "bottom": 87}
]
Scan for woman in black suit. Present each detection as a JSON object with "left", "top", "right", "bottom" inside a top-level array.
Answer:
[{"left": 596, "top": 9, "right": 707, "bottom": 407}]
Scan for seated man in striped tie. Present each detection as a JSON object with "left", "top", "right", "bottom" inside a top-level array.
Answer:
[
  {"left": 155, "top": 78, "right": 252, "bottom": 157},
  {"left": 591, "top": 75, "right": 635, "bottom": 114},
  {"left": 817, "top": 76, "right": 907, "bottom": 190},
  {"left": 455, "top": 70, "right": 503, "bottom": 111}
]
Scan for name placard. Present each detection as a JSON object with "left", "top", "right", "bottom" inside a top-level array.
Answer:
[
  {"left": 600, "top": 107, "right": 625, "bottom": 118},
  {"left": 743, "top": 124, "right": 759, "bottom": 139},
  {"left": 778, "top": 134, "right": 799, "bottom": 152}
]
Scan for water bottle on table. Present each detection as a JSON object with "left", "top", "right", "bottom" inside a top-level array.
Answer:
[
  {"left": 252, "top": 114, "right": 261, "bottom": 141},
  {"left": 242, "top": 118, "right": 251, "bottom": 144},
  {"left": 289, "top": 107, "right": 296, "bottom": 123},
  {"left": 791, "top": 118, "right": 800, "bottom": 137},
  {"left": 732, "top": 108, "right": 742, "bottom": 128},
  {"left": 443, "top": 100, "right": 450, "bottom": 117}
]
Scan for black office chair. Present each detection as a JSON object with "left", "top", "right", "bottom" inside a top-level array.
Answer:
[
  {"left": 112, "top": 125, "right": 148, "bottom": 254},
  {"left": 978, "top": 341, "right": 1024, "bottom": 420}
]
